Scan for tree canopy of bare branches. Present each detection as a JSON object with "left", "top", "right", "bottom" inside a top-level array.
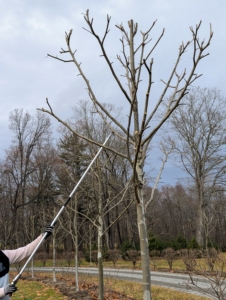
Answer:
[{"left": 168, "top": 87, "right": 226, "bottom": 247}]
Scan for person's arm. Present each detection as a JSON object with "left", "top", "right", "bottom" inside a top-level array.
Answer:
[
  {"left": 3, "top": 235, "right": 43, "bottom": 265},
  {"left": 2, "top": 225, "right": 54, "bottom": 265}
]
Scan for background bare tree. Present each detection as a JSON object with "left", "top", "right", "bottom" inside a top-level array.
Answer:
[
  {"left": 168, "top": 87, "right": 226, "bottom": 247},
  {"left": 2, "top": 109, "right": 55, "bottom": 247}
]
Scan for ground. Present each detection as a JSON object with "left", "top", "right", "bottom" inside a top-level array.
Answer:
[{"left": 24, "top": 276, "right": 136, "bottom": 300}]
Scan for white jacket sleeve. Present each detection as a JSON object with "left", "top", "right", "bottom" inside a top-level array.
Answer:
[{"left": 3, "top": 235, "right": 43, "bottom": 265}]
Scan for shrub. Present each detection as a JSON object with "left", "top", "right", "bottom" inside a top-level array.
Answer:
[
  {"left": 188, "top": 237, "right": 200, "bottom": 250},
  {"left": 35, "top": 251, "right": 49, "bottom": 267},
  {"left": 174, "top": 235, "right": 188, "bottom": 250},
  {"left": 108, "top": 250, "right": 120, "bottom": 267},
  {"left": 180, "top": 249, "right": 201, "bottom": 271},
  {"left": 204, "top": 248, "right": 220, "bottom": 271},
  {"left": 150, "top": 250, "right": 160, "bottom": 271},
  {"left": 148, "top": 233, "right": 165, "bottom": 251},
  {"left": 77, "top": 251, "right": 84, "bottom": 266},
  {"left": 65, "top": 251, "right": 74, "bottom": 267},
  {"left": 126, "top": 249, "right": 140, "bottom": 268},
  {"left": 206, "top": 238, "right": 218, "bottom": 250},
  {"left": 91, "top": 250, "right": 98, "bottom": 266},
  {"left": 120, "top": 240, "right": 137, "bottom": 259},
  {"left": 103, "top": 246, "right": 109, "bottom": 261},
  {"left": 162, "top": 248, "right": 176, "bottom": 271},
  {"left": 84, "top": 243, "right": 98, "bottom": 262}
]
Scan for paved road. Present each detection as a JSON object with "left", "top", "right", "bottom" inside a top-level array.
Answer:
[{"left": 26, "top": 267, "right": 220, "bottom": 299}]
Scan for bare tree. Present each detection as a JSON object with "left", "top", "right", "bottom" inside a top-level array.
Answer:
[
  {"left": 39, "top": 10, "right": 213, "bottom": 299},
  {"left": 58, "top": 195, "right": 81, "bottom": 289},
  {"left": 162, "top": 248, "right": 176, "bottom": 271},
  {"left": 2, "top": 109, "right": 53, "bottom": 247},
  {"left": 58, "top": 156, "right": 132, "bottom": 300},
  {"left": 0, "top": 163, "right": 14, "bottom": 248},
  {"left": 57, "top": 122, "right": 133, "bottom": 299},
  {"left": 168, "top": 87, "right": 226, "bottom": 247}
]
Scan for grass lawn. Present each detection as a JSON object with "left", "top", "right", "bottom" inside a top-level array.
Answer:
[
  {"left": 27, "top": 256, "right": 219, "bottom": 272},
  {"left": 85, "top": 275, "right": 210, "bottom": 300},
  {"left": 10, "top": 274, "right": 209, "bottom": 300},
  {"left": 12, "top": 280, "right": 67, "bottom": 300}
]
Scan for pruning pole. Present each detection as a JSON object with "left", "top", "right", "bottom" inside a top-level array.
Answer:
[{"left": 11, "top": 133, "right": 112, "bottom": 286}]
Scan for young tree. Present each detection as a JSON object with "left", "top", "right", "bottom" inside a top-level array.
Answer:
[
  {"left": 168, "top": 87, "right": 226, "bottom": 247},
  {"left": 57, "top": 121, "right": 133, "bottom": 298},
  {"left": 39, "top": 10, "right": 213, "bottom": 299}
]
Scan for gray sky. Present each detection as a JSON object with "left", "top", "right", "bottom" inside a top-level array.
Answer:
[{"left": 0, "top": 0, "right": 224, "bottom": 185}]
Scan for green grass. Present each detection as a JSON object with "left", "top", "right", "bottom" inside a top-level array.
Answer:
[{"left": 11, "top": 280, "right": 66, "bottom": 300}]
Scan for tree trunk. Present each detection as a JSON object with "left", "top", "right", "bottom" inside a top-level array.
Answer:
[
  {"left": 89, "top": 225, "right": 93, "bottom": 266},
  {"left": 98, "top": 160, "right": 104, "bottom": 300},
  {"left": 98, "top": 216, "right": 104, "bottom": 300},
  {"left": 196, "top": 181, "right": 204, "bottom": 247},
  {"left": 103, "top": 217, "right": 110, "bottom": 249},
  {"left": 31, "top": 258, "right": 34, "bottom": 279},
  {"left": 137, "top": 203, "right": 151, "bottom": 300},
  {"left": 75, "top": 250, "right": 79, "bottom": 291},
  {"left": 52, "top": 230, "right": 56, "bottom": 282},
  {"left": 135, "top": 151, "right": 151, "bottom": 299},
  {"left": 196, "top": 204, "right": 204, "bottom": 246},
  {"left": 74, "top": 195, "right": 79, "bottom": 291}
]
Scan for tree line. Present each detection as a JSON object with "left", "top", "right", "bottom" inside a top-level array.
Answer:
[{"left": 1, "top": 86, "right": 226, "bottom": 254}]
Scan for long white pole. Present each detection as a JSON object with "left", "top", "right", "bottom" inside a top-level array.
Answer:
[{"left": 11, "top": 133, "right": 112, "bottom": 285}]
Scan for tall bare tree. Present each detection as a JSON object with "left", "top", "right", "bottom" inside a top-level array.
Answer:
[
  {"left": 39, "top": 10, "right": 213, "bottom": 299},
  {"left": 168, "top": 87, "right": 226, "bottom": 247},
  {"left": 3, "top": 109, "right": 53, "bottom": 247}
]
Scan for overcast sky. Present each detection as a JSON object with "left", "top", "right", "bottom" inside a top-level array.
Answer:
[{"left": 0, "top": 0, "right": 225, "bottom": 186}]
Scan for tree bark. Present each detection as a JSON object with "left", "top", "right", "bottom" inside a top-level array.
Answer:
[
  {"left": 98, "top": 161, "right": 104, "bottom": 300},
  {"left": 137, "top": 203, "right": 151, "bottom": 299}
]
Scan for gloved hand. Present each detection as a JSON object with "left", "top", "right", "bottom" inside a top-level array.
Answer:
[
  {"left": 44, "top": 224, "right": 54, "bottom": 239},
  {"left": 4, "top": 283, "right": 17, "bottom": 295}
]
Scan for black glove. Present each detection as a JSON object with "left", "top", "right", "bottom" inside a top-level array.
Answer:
[
  {"left": 4, "top": 283, "right": 17, "bottom": 295},
  {"left": 44, "top": 224, "right": 54, "bottom": 239}
]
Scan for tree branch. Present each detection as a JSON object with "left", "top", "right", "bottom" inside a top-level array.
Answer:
[{"left": 38, "top": 99, "right": 128, "bottom": 159}]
